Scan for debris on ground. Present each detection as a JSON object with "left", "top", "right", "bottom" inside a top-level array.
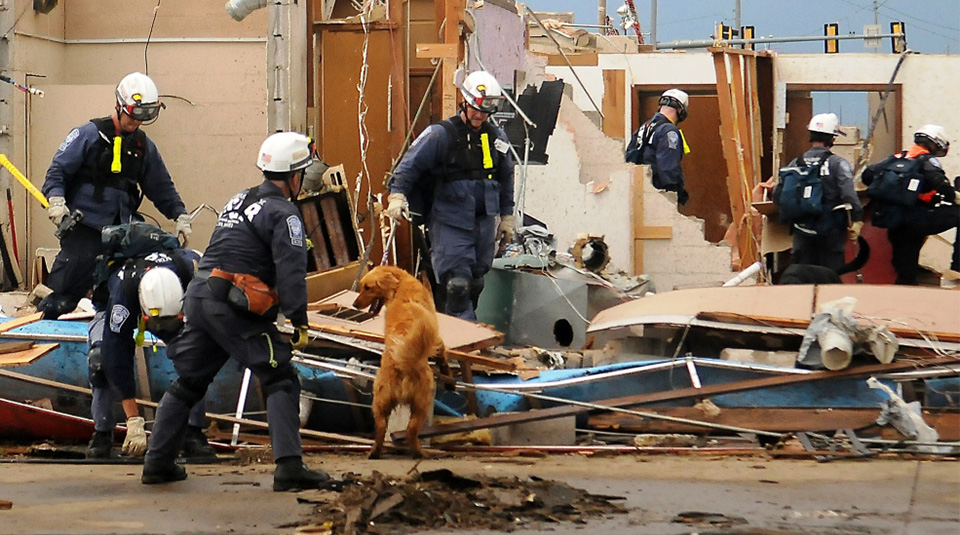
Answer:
[{"left": 292, "top": 468, "right": 626, "bottom": 534}]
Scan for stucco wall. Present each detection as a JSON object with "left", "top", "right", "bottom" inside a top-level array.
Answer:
[{"left": 1, "top": 0, "right": 268, "bottom": 281}]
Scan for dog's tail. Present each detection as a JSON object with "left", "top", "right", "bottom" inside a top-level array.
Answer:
[{"left": 836, "top": 236, "right": 871, "bottom": 275}]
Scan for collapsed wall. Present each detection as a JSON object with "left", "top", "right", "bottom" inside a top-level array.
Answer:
[{"left": 522, "top": 92, "right": 736, "bottom": 292}]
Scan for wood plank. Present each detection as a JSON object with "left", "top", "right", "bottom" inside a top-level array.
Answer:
[
  {"left": 545, "top": 53, "right": 599, "bottom": 66},
  {"left": 401, "top": 357, "right": 956, "bottom": 441},
  {"left": 712, "top": 53, "right": 744, "bottom": 233},
  {"left": 135, "top": 346, "right": 154, "bottom": 421},
  {"left": 634, "top": 226, "right": 673, "bottom": 240},
  {"left": 0, "top": 367, "right": 372, "bottom": 445},
  {"left": 320, "top": 196, "right": 351, "bottom": 265},
  {"left": 601, "top": 69, "right": 626, "bottom": 138},
  {"left": 301, "top": 200, "right": 333, "bottom": 270},
  {"left": 415, "top": 43, "right": 457, "bottom": 59},
  {"left": 0, "top": 312, "right": 43, "bottom": 334},
  {"left": 590, "top": 407, "right": 884, "bottom": 434},
  {"left": 0, "top": 343, "right": 58, "bottom": 367},
  {"left": 630, "top": 165, "right": 646, "bottom": 274},
  {"left": 0, "top": 341, "right": 34, "bottom": 354}
]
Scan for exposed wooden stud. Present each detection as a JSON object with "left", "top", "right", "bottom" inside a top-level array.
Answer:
[
  {"left": 320, "top": 196, "right": 351, "bottom": 265},
  {"left": 602, "top": 69, "right": 626, "bottom": 138},
  {"left": 415, "top": 43, "right": 457, "bottom": 59}
]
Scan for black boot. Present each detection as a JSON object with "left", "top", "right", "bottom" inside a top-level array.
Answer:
[
  {"left": 141, "top": 459, "right": 188, "bottom": 485},
  {"left": 273, "top": 456, "right": 331, "bottom": 492},
  {"left": 181, "top": 426, "right": 217, "bottom": 461},
  {"left": 86, "top": 430, "right": 113, "bottom": 459}
]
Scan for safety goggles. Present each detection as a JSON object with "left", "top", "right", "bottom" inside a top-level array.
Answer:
[
  {"left": 122, "top": 101, "right": 164, "bottom": 122},
  {"left": 469, "top": 95, "right": 503, "bottom": 114}
]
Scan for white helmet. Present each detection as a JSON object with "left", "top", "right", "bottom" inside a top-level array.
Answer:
[
  {"left": 807, "top": 113, "right": 842, "bottom": 136},
  {"left": 139, "top": 267, "right": 183, "bottom": 319},
  {"left": 659, "top": 89, "right": 689, "bottom": 122},
  {"left": 116, "top": 72, "right": 163, "bottom": 122},
  {"left": 257, "top": 132, "right": 315, "bottom": 173},
  {"left": 914, "top": 124, "right": 950, "bottom": 156},
  {"left": 460, "top": 71, "right": 503, "bottom": 113}
]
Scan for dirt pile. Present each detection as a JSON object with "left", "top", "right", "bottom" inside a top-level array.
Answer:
[{"left": 293, "top": 468, "right": 626, "bottom": 534}]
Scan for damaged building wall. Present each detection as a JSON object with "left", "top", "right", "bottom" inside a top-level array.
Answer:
[
  {"left": 2, "top": 1, "right": 268, "bottom": 280},
  {"left": 466, "top": 1, "right": 527, "bottom": 88},
  {"left": 522, "top": 92, "right": 734, "bottom": 292}
]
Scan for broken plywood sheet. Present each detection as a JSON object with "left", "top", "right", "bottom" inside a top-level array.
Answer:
[
  {"left": 588, "top": 285, "right": 815, "bottom": 333},
  {"left": 0, "top": 343, "right": 58, "bottom": 367},
  {"left": 816, "top": 285, "right": 960, "bottom": 342},
  {"left": 308, "top": 290, "right": 503, "bottom": 352}
]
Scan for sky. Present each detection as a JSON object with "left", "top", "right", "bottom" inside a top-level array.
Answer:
[
  {"left": 521, "top": 1, "right": 959, "bottom": 131},
  {"left": 522, "top": 0, "right": 959, "bottom": 54}
]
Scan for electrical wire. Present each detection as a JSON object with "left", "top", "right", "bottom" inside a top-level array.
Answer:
[{"left": 144, "top": 0, "right": 163, "bottom": 75}]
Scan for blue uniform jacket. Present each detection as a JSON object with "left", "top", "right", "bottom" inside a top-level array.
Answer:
[
  {"left": 389, "top": 117, "right": 515, "bottom": 231},
  {"left": 41, "top": 120, "right": 186, "bottom": 229},
  {"left": 197, "top": 180, "right": 308, "bottom": 327},
  {"left": 627, "top": 112, "right": 685, "bottom": 192}
]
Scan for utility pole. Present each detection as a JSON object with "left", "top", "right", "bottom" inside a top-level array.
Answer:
[
  {"left": 598, "top": 0, "right": 605, "bottom": 28},
  {"left": 873, "top": 0, "right": 879, "bottom": 25},
  {"left": 735, "top": 0, "right": 741, "bottom": 33},
  {"left": 650, "top": 0, "right": 658, "bottom": 49}
]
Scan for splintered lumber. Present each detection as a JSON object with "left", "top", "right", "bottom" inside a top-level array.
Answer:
[
  {"left": 402, "top": 357, "right": 958, "bottom": 441},
  {"left": 589, "top": 407, "right": 960, "bottom": 441},
  {"left": 0, "top": 343, "right": 57, "bottom": 367},
  {"left": 0, "top": 341, "right": 35, "bottom": 354},
  {"left": 0, "top": 367, "right": 372, "bottom": 445}
]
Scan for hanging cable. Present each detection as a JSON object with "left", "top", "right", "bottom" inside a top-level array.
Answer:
[{"left": 144, "top": 0, "right": 163, "bottom": 74}]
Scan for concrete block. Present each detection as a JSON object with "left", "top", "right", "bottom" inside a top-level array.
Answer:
[{"left": 490, "top": 414, "right": 577, "bottom": 446}]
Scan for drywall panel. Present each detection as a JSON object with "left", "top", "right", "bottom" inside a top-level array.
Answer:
[{"left": 467, "top": 4, "right": 526, "bottom": 87}]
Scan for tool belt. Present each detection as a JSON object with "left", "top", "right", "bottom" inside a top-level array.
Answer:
[{"left": 207, "top": 268, "right": 280, "bottom": 318}]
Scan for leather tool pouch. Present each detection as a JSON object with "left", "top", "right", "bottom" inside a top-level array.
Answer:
[{"left": 208, "top": 268, "right": 280, "bottom": 318}]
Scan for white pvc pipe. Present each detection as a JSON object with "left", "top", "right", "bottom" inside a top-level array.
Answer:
[
  {"left": 225, "top": 0, "right": 269, "bottom": 22},
  {"left": 722, "top": 261, "right": 763, "bottom": 287}
]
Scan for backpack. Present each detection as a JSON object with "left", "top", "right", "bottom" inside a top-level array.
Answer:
[
  {"left": 865, "top": 151, "right": 925, "bottom": 207},
  {"left": 93, "top": 222, "right": 182, "bottom": 294},
  {"left": 773, "top": 156, "right": 827, "bottom": 228}
]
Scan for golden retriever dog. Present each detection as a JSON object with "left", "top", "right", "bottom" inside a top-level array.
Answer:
[{"left": 352, "top": 266, "right": 450, "bottom": 459}]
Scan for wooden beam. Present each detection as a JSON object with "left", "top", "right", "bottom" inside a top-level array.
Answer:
[
  {"left": 630, "top": 165, "right": 646, "bottom": 273},
  {"left": 402, "top": 357, "right": 957, "bottom": 440},
  {"left": 601, "top": 69, "right": 626, "bottom": 138},
  {"left": 634, "top": 226, "right": 673, "bottom": 240},
  {"left": 0, "top": 343, "right": 57, "bottom": 367},
  {"left": 437, "top": 0, "right": 464, "bottom": 118},
  {"left": 0, "top": 367, "right": 372, "bottom": 445}
]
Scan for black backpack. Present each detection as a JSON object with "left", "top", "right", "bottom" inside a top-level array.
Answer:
[
  {"left": 93, "top": 222, "right": 182, "bottom": 294},
  {"left": 773, "top": 156, "right": 826, "bottom": 228},
  {"left": 865, "top": 151, "right": 926, "bottom": 207}
]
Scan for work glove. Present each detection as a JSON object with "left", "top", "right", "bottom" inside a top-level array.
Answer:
[
  {"left": 291, "top": 324, "right": 310, "bottom": 351},
  {"left": 385, "top": 192, "right": 409, "bottom": 221},
  {"left": 176, "top": 214, "right": 192, "bottom": 244},
  {"left": 47, "top": 196, "right": 69, "bottom": 227},
  {"left": 847, "top": 221, "right": 864, "bottom": 241},
  {"left": 496, "top": 214, "right": 516, "bottom": 252},
  {"left": 121, "top": 416, "right": 148, "bottom": 457}
]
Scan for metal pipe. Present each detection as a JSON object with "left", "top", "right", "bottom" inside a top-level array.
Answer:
[{"left": 659, "top": 32, "right": 905, "bottom": 50}]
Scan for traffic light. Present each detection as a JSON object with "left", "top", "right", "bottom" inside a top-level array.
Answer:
[
  {"left": 741, "top": 25, "right": 755, "bottom": 50},
  {"left": 824, "top": 22, "right": 839, "bottom": 54},
  {"left": 890, "top": 21, "right": 906, "bottom": 53},
  {"left": 718, "top": 23, "right": 738, "bottom": 41}
]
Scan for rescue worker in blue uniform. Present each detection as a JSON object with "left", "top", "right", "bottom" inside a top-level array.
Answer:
[
  {"left": 862, "top": 124, "right": 959, "bottom": 284},
  {"left": 142, "top": 132, "right": 329, "bottom": 491},
  {"left": 86, "top": 243, "right": 215, "bottom": 460},
  {"left": 625, "top": 88, "right": 691, "bottom": 205},
  {"left": 385, "top": 70, "right": 516, "bottom": 320},
  {"left": 778, "top": 113, "right": 863, "bottom": 272},
  {"left": 39, "top": 72, "right": 191, "bottom": 319}
]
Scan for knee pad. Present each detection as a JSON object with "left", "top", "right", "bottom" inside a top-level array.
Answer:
[
  {"left": 168, "top": 378, "right": 208, "bottom": 407},
  {"left": 469, "top": 277, "right": 485, "bottom": 304},
  {"left": 38, "top": 294, "right": 77, "bottom": 320},
  {"left": 444, "top": 276, "right": 471, "bottom": 315},
  {"left": 87, "top": 346, "right": 108, "bottom": 389}
]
